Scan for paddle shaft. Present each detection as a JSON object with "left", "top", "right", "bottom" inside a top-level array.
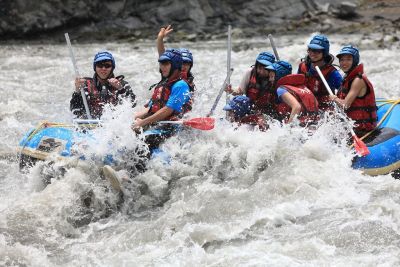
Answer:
[
  {"left": 65, "top": 33, "right": 92, "bottom": 120},
  {"left": 73, "top": 119, "right": 102, "bottom": 124},
  {"left": 158, "top": 121, "right": 183, "bottom": 125},
  {"left": 207, "top": 68, "right": 234, "bottom": 117},
  {"left": 315, "top": 66, "right": 360, "bottom": 137},
  {"left": 225, "top": 25, "right": 232, "bottom": 118},
  {"left": 268, "top": 34, "right": 280, "bottom": 61}
]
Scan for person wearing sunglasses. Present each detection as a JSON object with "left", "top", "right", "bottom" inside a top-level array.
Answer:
[
  {"left": 298, "top": 34, "right": 342, "bottom": 111},
  {"left": 269, "top": 61, "right": 319, "bottom": 125},
  {"left": 70, "top": 51, "right": 135, "bottom": 119}
]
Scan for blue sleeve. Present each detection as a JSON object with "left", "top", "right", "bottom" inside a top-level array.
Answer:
[
  {"left": 166, "top": 80, "right": 191, "bottom": 112},
  {"left": 327, "top": 70, "right": 343, "bottom": 92},
  {"left": 276, "top": 87, "right": 288, "bottom": 102}
]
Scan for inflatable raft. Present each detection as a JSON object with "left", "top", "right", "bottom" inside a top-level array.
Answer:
[
  {"left": 18, "top": 120, "right": 176, "bottom": 170},
  {"left": 352, "top": 99, "right": 400, "bottom": 177}
]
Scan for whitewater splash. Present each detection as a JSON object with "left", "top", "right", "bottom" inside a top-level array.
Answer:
[{"left": 1, "top": 34, "right": 400, "bottom": 266}]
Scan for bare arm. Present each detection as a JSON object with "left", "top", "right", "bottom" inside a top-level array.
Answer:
[
  {"left": 156, "top": 25, "right": 173, "bottom": 56},
  {"left": 134, "top": 107, "right": 150, "bottom": 119},
  {"left": 281, "top": 92, "right": 302, "bottom": 123},
  {"left": 133, "top": 106, "right": 174, "bottom": 129},
  {"left": 332, "top": 77, "right": 366, "bottom": 109},
  {"left": 225, "top": 68, "right": 251, "bottom": 95}
]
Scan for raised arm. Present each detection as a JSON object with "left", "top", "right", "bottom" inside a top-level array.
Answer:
[{"left": 156, "top": 25, "right": 173, "bottom": 56}]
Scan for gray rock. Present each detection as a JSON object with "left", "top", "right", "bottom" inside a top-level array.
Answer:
[
  {"left": 0, "top": 0, "right": 367, "bottom": 42},
  {"left": 334, "top": 1, "right": 359, "bottom": 19}
]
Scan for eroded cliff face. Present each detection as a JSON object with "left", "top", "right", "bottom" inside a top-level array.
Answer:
[{"left": 0, "top": 0, "right": 398, "bottom": 42}]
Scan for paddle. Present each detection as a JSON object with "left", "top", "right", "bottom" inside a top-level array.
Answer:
[
  {"left": 65, "top": 33, "right": 92, "bottom": 120},
  {"left": 315, "top": 66, "right": 370, "bottom": 156},
  {"left": 225, "top": 25, "right": 232, "bottom": 118},
  {"left": 207, "top": 25, "right": 233, "bottom": 118},
  {"left": 158, "top": 117, "right": 215, "bottom": 130},
  {"left": 73, "top": 119, "right": 102, "bottom": 125},
  {"left": 268, "top": 34, "right": 280, "bottom": 61},
  {"left": 206, "top": 68, "right": 234, "bottom": 117}
]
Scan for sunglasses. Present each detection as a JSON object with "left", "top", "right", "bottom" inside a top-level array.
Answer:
[
  {"left": 307, "top": 48, "right": 323, "bottom": 54},
  {"left": 96, "top": 62, "right": 113, "bottom": 69}
]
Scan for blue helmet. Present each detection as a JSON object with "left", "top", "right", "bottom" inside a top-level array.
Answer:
[
  {"left": 336, "top": 45, "right": 360, "bottom": 66},
  {"left": 158, "top": 48, "right": 183, "bottom": 71},
  {"left": 266, "top": 60, "right": 292, "bottom": 81},
  {"left": 223, "top": 95, "right": 251, "bottom": 118},
  {"left": 256, "top": 52, "right": 275, "bottom": 66},
  {"left": 308, "top": 35, "right": 330, "bottom": 56},
  {"left": 93, "top": 51, "right": 115, "bottom": 71},
  {"left": 180, "top": 48, "right": 193, "bottom": 64}
]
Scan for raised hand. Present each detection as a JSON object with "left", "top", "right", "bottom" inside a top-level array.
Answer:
[
  {"left": 157, "top": 25, "right": 173, "bottom": 40},
  {"left": 108, "top": 78, "right": 122, "bottom": 89},
  {"left": 74, "top": 78, "right": 85, "bottom": 92}
]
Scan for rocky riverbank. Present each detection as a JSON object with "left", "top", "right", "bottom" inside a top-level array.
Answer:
[{"left": 0, "top": 0, "right": 399, "bottom": 44}]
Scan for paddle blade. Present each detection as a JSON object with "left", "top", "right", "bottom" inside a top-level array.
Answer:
[
  {"left": 183, "top": 117, "right": 215, "bottom": 130},
  {"left": 352, "top": 135, "right": 370, "bottom": 156}
]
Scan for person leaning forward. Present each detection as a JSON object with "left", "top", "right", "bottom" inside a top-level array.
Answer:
[
  {"left": 269, "top": 61, "right": 319, "bottom": 125},
  {"left": 70, "top": 51, "right": 135, "bottom": 119}
]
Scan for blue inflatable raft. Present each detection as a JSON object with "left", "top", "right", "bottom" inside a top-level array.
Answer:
[
  {"left": 352, "top": 99, "right": 400, "bottom": 176},
  {"left": 18, "top": 120, "right": 176, "bottom": 170}
]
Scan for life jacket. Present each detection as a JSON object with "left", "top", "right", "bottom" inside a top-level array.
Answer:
[
  {"left": 147, "top": 77, "right": 192, "bottom": 120},
  {"left": 298, "top": 55, "right": 337, "bottom": 111},
  {"left": 245, "top": 67, "right": 275, "bottom": 115},
  {"left": 181, "top": 71, "right": 195, "bottom": 92},
  {"left": 239, "top": 114, "right": 268, "bottom": 131},
  {"left": 275, "top": 74, "right": 319, "bottom": 124},
  {"left": 181, "top": 71, "right": 195, "bottom": 113},
  {"left": 84, "top": 75, "right": 122, "bottom": 118},
  {"left": 337, "top": 64, "right": 377, "bottom": 132}
]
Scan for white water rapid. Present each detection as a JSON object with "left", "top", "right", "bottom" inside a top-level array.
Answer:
[{"left": 1, "top": 34, "right": 400, "bottom": 266}]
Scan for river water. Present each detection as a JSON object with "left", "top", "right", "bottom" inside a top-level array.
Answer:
[{"left": 1, "top": 34, "right": 400, "bottom": 266}]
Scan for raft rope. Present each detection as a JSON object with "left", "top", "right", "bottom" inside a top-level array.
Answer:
[
  {"left": 347, "top": 99, "right": 400, "bottom": 148},
  {"left": 23, "top": 121, "right": 98, "bottom": 144}
]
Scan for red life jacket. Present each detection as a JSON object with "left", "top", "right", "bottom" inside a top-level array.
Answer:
[
  {"left": 245, "top": 68, "right": 275, "bottom": 114},
  {"left": 85, "top": 77, "right": 119, "bottom": 118},
  {"left": 275, "top": 74, "right": 319, "bottom": 124},
  {"left": 299, "top": 59, "right": 337, "bottom": 111},
  {"left": 337, "top": 64, "right": 377, "bottom": 132},
  {"left": 239, "top": 114, "right": 268, "bottom": 131},
  {"left": 148, "top": 78, "right": 192, "bottom": 120},
  {"left": 181, "top": 71, "right": 195, "bottom": 92}
]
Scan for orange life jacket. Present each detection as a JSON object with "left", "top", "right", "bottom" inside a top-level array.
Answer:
[
  {"left": 337, "top": 64, "right": 377, "bottom": 132},
  {"left": 275, "top": 74, "right": 319, "bottom": 124},
  {"left": 298, "top": 59, "right": 337, "bottom": 111},
  {"left": 245, "top": 68, "right": 275, "bottom": 115},
  {"left": 181, "top": 71, "right": 195, "bottom": 92}
]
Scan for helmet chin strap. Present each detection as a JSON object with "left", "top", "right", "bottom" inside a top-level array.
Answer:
[
  {"left": 159, "top": 67, "right": 179, "bottom": 80},
  {"left": 311, "top": 57, "right": 324, "bottom": 64}
]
